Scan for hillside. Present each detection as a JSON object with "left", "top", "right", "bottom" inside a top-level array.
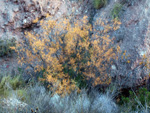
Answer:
[{"left": 0, "top": 0, "right": 150, "bottom": 112}]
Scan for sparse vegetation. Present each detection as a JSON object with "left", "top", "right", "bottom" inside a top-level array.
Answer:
[
  {"left": 0, "top": 80, "right": 118, "bottom": 113},
  {"left": 119, "top": 87, "right": 150, "bottom": 112},
  {"left": 93, "top": 0, "right": 107, "bottom": 9},
  {"left": 0, "top": 75, "right": 150, "bottom": 113},
  {"left": 111, "top": 3, "right": 123, "bottom": 20},
  {"left": 0, "top": 38, "right": 16, "bottom": 57},
  {"left": 0, "top": 75, "right": 25, "bottom": 97}
]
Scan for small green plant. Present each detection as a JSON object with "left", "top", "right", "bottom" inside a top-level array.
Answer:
[
  {"left": 111, "top": 3, "right": 123, "bottom": 20},
  {"left": 0, "top": 75, "right": 25, "bottom": 97},
  {"left": 62, "top": 63, "right": 87, "bottom": 89},
  {"left": 0, "top": 38, "right": 16, "bottom": 57},
  {"left": 93, "top": 0, "right": 107, "bottom": 9},
  {"left": 120, "top": 87, "right": 150, "bottom": 111},
  {"left": 16, "top": 89, "right": 27, "bottom": 101}
]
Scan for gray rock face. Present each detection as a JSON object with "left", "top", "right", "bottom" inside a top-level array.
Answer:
[
  {"left": 93, "top": 0, "right": 150, "bottom": 87},
  {"left": 0, "top": 0, "right": 93, "bottom": 40}
]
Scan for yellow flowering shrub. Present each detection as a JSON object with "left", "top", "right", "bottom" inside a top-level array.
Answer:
[{"left": 15, "top": 15, "right": 121, "bottom": 96}]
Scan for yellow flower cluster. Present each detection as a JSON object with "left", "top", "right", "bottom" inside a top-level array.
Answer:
[{"left": 15, "top": 15, "right": 121, "bottom": 96}]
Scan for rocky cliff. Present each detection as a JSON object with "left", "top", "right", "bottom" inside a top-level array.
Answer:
[{"left": 1, "top": 0, "right": 150, "bottom": 88}]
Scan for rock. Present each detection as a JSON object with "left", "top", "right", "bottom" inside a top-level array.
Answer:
[
  {"left": 1, "top": 97, "right": 28, "bottom": 111},
  {"left": 93, "top": 0, "right": 150, "bottom": 87},
  {"left": 0, "top": 0, "right": 93, "bottom": 40},
  {"left": 111, "top": 65, "right": 117, "bottom": 70}
]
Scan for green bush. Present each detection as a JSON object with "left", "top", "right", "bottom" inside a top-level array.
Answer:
[
  {"left": 93, "top": 0, "right": 107, "bottom": 9},
  {"left": 120, "top": 87, "right": 150, "bottom": 111},
  {"left": 0, "top": 38, "right": 16, "bottom": 57},
  {"left": 0, "top": 75, "right": 25, "bottom": 97},
  {"left": 62, "top": 63, "right": 88, "bottom": 89},
  {"left": 111, "top": 3, "right": 123, "bottom": 20},
  {"left": 16, "top": 89, "right": 27, "bottom": 101}
]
